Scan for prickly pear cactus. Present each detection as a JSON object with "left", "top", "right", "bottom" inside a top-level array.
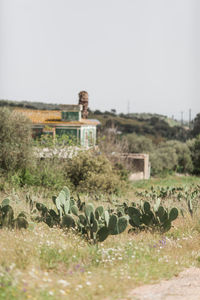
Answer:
[
  {"left": 0, "top": 199, "right": 29, "bottom": 230},
  {"left": 55, "top": 186, "right": 71, "bottom": 217},
  {"left": 34, "top": 187, "right": 128, "bottom": 243},
  {"left": 127, "top": 200, "right": 178, "bottom": 233}
]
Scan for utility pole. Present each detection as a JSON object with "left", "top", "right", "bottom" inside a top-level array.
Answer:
[
  {"left": 181, "top": 111, "right": 184, "bottom": 126},
  {"left": 189, "top": 108, "right": 191, "bottom": 129},
  {"left": 127, "top": 100, "right": 130, "bottom": 115}
]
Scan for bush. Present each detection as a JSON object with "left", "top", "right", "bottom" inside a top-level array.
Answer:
[
  {"left": 125, "top": 134, "right": 194, "bottom": 175},
  {"left": 165, "top": 140, "right": 193, "bottom": 173},
  {"left": 150, "top": 141, "right": 193, "bottom": 175},
  {"left": 188, "top": 135, "right": 200, "bottom": 174},
  {"left": 150, "top": 143, "right": 178, "bottom": 175},
  {"left": 192, "top": 113, "right": 200, "bottom": 137},
  {"left": 0, "top": 108, "right": 32, "bottom": 172},
  {"left": 7, "top": 159, "right": 69, "bottom": 190},
  {"left": 64, "top": 150, "right": 125, "bottom": 194},
  {"left": 126, "top": 133, "right": 154, "bottom": 153}
]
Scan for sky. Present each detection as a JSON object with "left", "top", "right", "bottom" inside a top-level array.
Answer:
[{"left": 0, "top": 0, "right": 199, "bottom": 120}]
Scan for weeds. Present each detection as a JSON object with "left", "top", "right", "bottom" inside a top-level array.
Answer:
[{"left": 0, "top": 176, "right": 200, "bottom": 299}]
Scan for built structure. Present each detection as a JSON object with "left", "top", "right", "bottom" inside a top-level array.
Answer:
[{"left": 15, "top": 91, "right": 100, "bottom": 147}]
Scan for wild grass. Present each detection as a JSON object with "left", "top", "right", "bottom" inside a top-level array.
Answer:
[
  {"left": 131, "top": 174, "right": 200, "bottom": 191},
  {"left": 0, "top": 175, "right": 200, "bottom": 300},
  {"left": 0, "top": 218, "right": 200, "bottom": 300}
]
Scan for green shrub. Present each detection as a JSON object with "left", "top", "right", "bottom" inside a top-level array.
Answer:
[
  {"left": 192, "top": 113, "right": 200, "bottom": 137},
  {"left": 34, "top": 133, "right": 78, "bottom": 147},
  {"left": 149, "top": 140, "right": 193, "bottom": 175},
  {"left": 150, "top": 143, "right": 178, "bottom": 175},
  {"left": 64, "top": 151, "right": 125, "bottom": 194},
  {"left": 126, "top": 133, "right": 154, "bottom": 153},
  {"left": 165, "top": 140, "right": 193, "bottom": 173},
  {"left": 188, "top": 135, "right": 200, "bottom": 174},
  {"left": 0, "top": 108, "right": 32, "bottom": 172},
  {"left": 9, "top": 159, "right": 68, "bottom": 190}
]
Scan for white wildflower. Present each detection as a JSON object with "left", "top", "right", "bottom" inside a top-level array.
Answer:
[{"left": 57, "top": 279, "right": 70, "bottom": 287}]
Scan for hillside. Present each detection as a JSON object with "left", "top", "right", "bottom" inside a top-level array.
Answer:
[
  {"left": 89, "top": 111, "right": 189, "bottom": 141},
  {"left": 0, "top": 99, "right": 62, "bottom": 110}
]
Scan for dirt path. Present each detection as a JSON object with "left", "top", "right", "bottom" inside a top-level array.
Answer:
[{"left": 128, "top": 267, "right": 200, "bottom": 300}]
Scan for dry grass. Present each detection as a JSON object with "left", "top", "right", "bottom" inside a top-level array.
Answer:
[
  {"left": 0, "top": 176, "right": 200, "bottom": 300},
  {"left": 0, "top": 217, "right": 200, "bottom": 300}
]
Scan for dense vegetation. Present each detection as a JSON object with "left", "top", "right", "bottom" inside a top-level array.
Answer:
[
  {"left": 0, "top": 98, "right": 195, "bottom": 140},
  {"left": 0, "top": 107, "right": 127, "bottom": 194},
  {"left": 0, "top": 105, "right": 200, "bottom": 193},
  {"left": 90, "top": 110, "right": 189, "bottom": 141},
  {"left": 0, "top": 99, "right": 63, "bottom": 110},
  {"left": 0, "top": 105, "right": 200, "bottom": 300},
  {"left": 0, "top": 108, "right": 32, "bottom": 172},
  {"left": 95, "top": 110, "right": 200, "bottom": 176}
]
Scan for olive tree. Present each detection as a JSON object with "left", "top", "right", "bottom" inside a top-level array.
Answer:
[
  {"left": 0, "top": 107, "right": 33, "bottom": 171},
  {"left": 188, "top": 135, "right": 200, "bottom": 174},
  {"left": 192, "top": 113, "right": 200, "bottom": 137}
]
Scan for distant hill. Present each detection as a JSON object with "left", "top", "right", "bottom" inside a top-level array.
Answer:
[
  {"left": 0, "top": 99, "right": 62, "bottom": 110},
  {"left": 89, "top": 110, "right": 189, "bottom": 142},
  {"left": 128, "top": 113, "right": 182, "bottom": 127}
]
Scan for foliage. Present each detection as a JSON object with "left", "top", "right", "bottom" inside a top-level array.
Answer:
[
  {"left": 33, "top": 186, "right": 128, "bottom": 243},
  {"left": 90, "top": 110, "right": 189, "bottom": 141},
  {"left": 64, "top": 151, "right": 125, "bottom": 194},
  {"left": 118, "top": 134, "right": 193, "bottom": 175},
  {"left": 34, "top": 133, "right": 78, "bottom": 148},
  {"left": 0, "top": 107, "right": 32, "bottom": 172},
  {"left": 6, "top": 159, "right": 67, "bottom": 190},
  {"left": 135, "top": 184, "right": 200, "bottom": 217},
  {"left": 163, "top": 140, "right": 193, "bottom": 173},
  {"left": 0, "top": 99, "right": 63, "bottom": 110},
  {"left": 150, "top": 143, "right": 178, "bottom": 175},
  {"left": 32, "top": 185, "right": 180, "bottom": 243},
  {"left": 188, "top": 135, "right": 200, "bottom": 174},
  {"left": 149, "top": 140, "right": 193, "bottom": 175},
  {"left": 0, "top": 215, "right": 198, "bottom": 300},
  {"left": 126, "top": 133, "right": 154, "bottom": 153},
  {"left": 192, "top": 113, "right": 200, "bottom": 137},
  {"left": 0, "top": 198, "right": 28, "bottom": 229},
  {"left": 2, "top": 150, "right": 126, "bottom": 194},
  {"left": 127, "top": 200, "right": 178, "bottom": 233}
]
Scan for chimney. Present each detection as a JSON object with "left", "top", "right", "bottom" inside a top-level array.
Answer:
[{"left": 78, "top": 91, "right": 88, "bottom": 119}]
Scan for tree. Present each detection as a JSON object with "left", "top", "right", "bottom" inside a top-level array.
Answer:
[
  {"left": 111, "top": 109, "right": 116, "bottom": 114},
  {"left": 192, "top": 113, "right": 200, "bottom": 137},
  {"left": 165, "top": 140, "right": 193, "bottom": 173},
  {"left": 0, "top": 108, "right": 32, "bottom": 172},
  {"left": 189, "top": 135, "right": 200, "bottom": 174},
  {"left": 150, "top": 143, "right": 178, "bottom": 175},
  {"left": 126, "top": 134, "right": 154, "bottom": 153}
]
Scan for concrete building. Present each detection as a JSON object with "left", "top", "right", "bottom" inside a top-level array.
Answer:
[
  {"left": 120, "top": 153, "right": 150, "bottom": 180},
  {"left": 15, "top": 91, "right": 100, "bottom": 147}
]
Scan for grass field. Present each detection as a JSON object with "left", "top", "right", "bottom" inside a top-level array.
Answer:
[{"left": 0, "top": 175, "right": 200, "bottom": 300}]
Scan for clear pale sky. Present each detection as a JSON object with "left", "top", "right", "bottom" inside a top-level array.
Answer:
[{"left": 0, "top": 0, "right": 199, "bottom": 120}]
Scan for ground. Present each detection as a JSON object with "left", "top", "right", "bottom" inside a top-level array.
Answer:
[
  {"left": 0, "top": 175, "right": 200, "bottom": 300},
  {"left": 128, "top": 267, "right": 200, "bottom": 300}
]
